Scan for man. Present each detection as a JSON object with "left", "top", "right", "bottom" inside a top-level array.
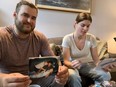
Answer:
[{"left": 0, "top": 1, "right": 68, "bottom": 87}]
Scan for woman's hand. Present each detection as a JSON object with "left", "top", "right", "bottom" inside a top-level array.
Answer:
[
  {"left": 102, "top": 63, "right": 116, "bottom": 72},
  {"left": 0, "top": 73, "right": 31, "bottom": 87},
  {"left": 71, "top": 59, "right": 82, "bottom": 69}
]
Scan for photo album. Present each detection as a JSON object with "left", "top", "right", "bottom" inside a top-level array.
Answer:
[
  {"left": 96, "top": 58, "right": 116, "bottom": 69},
  {"left": 77, "top": 57, "right": 116, "bottom": 70},
  {"left": 28, "top": 56, "right": 60, "bottom": 78}
]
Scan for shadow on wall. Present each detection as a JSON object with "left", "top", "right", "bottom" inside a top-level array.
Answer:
[{"left": 0, "top": 10, "right": 12, "bottom": 27}]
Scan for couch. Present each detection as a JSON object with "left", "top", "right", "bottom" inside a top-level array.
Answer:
[{"left": 48, "top": 37, "right": 116, "bottom": 87}]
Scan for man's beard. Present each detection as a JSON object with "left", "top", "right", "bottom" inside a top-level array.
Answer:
[{"left": 15, "top": 18, "right": 35, "bottom": 34}]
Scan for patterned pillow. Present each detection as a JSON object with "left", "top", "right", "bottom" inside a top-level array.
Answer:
[{"left": 97, "top": 40, "right": 109, "bottom": 59}]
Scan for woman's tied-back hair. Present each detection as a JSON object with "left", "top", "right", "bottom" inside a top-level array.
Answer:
[
  {"left": 75, "top": 12, "right": 92, "bottom": 23},
  {"left": 15, "top": 0, "right": 38, "bottom": 14}
]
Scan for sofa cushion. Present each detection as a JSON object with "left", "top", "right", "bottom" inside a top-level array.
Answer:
[
  {"left": 97, "top": 40, "right": 109, "bottom": 59},
  {"left": 48, "top": 37, "right": 109, "bottom": 59},
  {"left": 48, "top": 37, "right": 63, "bottom": 45}
]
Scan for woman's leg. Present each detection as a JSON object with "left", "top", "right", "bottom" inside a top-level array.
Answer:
[
  {"left": 93, "top": 68, "right": 111, "bottom": 83},
  {"left": 79, "top": 63, "right": 111, "bottom": 84},
  {"left": 68, "top": 69, "right": 82, "bottom": 87}
]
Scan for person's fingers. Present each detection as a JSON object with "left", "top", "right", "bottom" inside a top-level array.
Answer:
[
  {"left": 102, "top": 66, "right": 111, "bottom": 72},
  {"left": 72, "top": 60, "right": 81, "bottom": 69},
  {"left": 57, "top": 70, "right": 68, "bottom": 78},
  {"left": 7, "top": 80, "right": 31, "bottom": 87},
  {"left": 55, "top": 75, "right": 67, "bottom": 85},
  {"left": 56, "top": 66, "right": 69, "bottom": 85},
  {"left": 72, "top": 63, "right": 81, "bottom": 69},
  {"left": 112, "top": 63, "right": 116, "bottom": 67},
  {"left": 6, "top": 73, "right": 30, "bottom": 83},
  {"left": 56, "top": 66, "right": 68, "bottom": 79},
  {"left": 57, "top": 66, "right": 68, "bottom": 75}
]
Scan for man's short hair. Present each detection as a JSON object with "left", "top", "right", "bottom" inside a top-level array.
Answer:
[{"left": 15, "top": 0, "right": 38, "bottom": 14}]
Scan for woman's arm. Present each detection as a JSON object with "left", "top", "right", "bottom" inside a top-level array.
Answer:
[
  {"left": 90, "top": 47, "right": 100, "bottom": 66},
  {"left": 62, "top": 47, "right": 82, "bottom": 69},
  {"left": 62, "top": 47, "right": 72, "bottom": 68},
  {"left": 91, "top": 47, "right": 116, "bottom": 72}
]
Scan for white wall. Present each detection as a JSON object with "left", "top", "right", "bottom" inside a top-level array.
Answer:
[
  {"left": 0, "top": 0, "right": 116, "bottom": 52},
  {"left": 91, "top": 0, "right": 116, "bottom": 53}
]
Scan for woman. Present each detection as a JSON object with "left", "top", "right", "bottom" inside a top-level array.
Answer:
[{"left": 62, "top": 12, "right": 111, "bottom": 87}]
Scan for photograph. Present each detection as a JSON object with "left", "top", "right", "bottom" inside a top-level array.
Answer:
[
  {"left": 29, "top": 56, "right": 59, "bottom": 78},
  {"left": 35, "top": 0, "right": 91, "bottom": 13}
]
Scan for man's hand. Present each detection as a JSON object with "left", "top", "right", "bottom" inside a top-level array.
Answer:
[
  {"left": 55, "top": 66, "right": 69, "bottom": 85},
  {"left": 0, "top": 73, "right": 31, "bottom": 87}
]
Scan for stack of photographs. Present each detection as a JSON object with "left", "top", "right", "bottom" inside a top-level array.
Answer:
[{"left": 29, "top": 56, "right": 59, "bottom": 78}]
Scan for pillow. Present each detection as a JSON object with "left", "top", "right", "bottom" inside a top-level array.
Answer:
[
  {"left": 48, "top": 37, "right": 63, "bottom": 45},
  {"left": 99, "top": 47, "right": 107, "bottom": 59},
  {"left": 97, "top": 40, "right": 108, "bottom": 59},
  {"left": 50, "top": 43, "right": 56, "bottom": 54}
]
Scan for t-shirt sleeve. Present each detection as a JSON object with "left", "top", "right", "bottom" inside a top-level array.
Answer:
[
  {"left": 62, "top": 35, "right": 70, "bottom": 48},
  {"left": 90, "top": 34, "right": 97, "bottom": 48}
]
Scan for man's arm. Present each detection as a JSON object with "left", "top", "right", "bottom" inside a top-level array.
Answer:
[{"left": 90, "top": 47, "right": 100, "bottom": 66}]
